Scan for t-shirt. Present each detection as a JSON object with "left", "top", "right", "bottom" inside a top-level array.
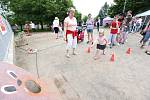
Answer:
[
  {"left": 64, "top": 17, "right": 77, "bottom": 31},
  {"left": 30, "top": 23, "right": 35, "bottom": 29},
  {"left": 53, "top": 19, "right": 59, "bottom": 28},
  {"left": 86, "top": 18, "right": 94, "bottom": 29},
  {"left": 97, "top": 36, "right": 107, "bottom": 45},
  {"left": 110, "top": 21, "right": 119, "bottom": 34}
]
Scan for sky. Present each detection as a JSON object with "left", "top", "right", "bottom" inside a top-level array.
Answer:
[{"left": 73, "top": 0, "right": 114, "bottom": 17}]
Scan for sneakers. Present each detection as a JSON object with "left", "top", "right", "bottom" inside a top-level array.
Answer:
[
  {"left": 73, "top": 52, "right": 77, "bottom": 55},
  {"left": 66, "top": 54, "right": 70, "bottom": 58},
  {"left": 145, "top": 51, "right": 150, "bottom": 55}
]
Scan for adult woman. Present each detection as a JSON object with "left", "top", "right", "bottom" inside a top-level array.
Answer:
[
  {"left": 53, "top": 17, "right": 60, "bottom": 39},
  {"left": 64, "top": 7, "right": 78, "bottom": 58},
  {"left": 86, "top": 14, "right": 94, "bottom": 44}
]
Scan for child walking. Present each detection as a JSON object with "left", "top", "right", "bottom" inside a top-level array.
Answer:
[{"left": 91, "top": 29, "right": 107, "bottom": 60}]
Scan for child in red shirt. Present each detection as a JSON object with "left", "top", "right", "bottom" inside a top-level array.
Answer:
[{"left": 108, "top": 16, "right": 119, "bottom": 48}]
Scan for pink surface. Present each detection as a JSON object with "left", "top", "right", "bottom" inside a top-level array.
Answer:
[{"left": 0, "top": 62, "right": 59, "bottom": 100}]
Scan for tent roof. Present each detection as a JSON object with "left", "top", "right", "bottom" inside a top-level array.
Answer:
[
  {"left": 136, "top": 10, "right": 150, "bottom": 17},
  {"left": 103, "top": 17, "right": 113, "bottom": 21}
]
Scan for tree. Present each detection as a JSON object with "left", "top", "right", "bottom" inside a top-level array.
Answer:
[
  {"left": 108, "top": 0, "right": 150, "bottom": 17},
  {"left": 1, "top": 0, "right": 77, "bottom": 30},
  {"left": 75, "top": 11, "right": 82, "bottom": 22},
  {"left": 82, "top": 15, "right": 88, "bottom": 24},
  {"left": 98, "top": 2, "right": 109, "bottom": 18}
]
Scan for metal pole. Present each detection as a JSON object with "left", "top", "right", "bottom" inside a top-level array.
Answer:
[
  {"left": 35, "top": 52, "right": 40, "bottom": 78},
  {"left": 123, "top": 0, "right": 127, "bottom": 13}
]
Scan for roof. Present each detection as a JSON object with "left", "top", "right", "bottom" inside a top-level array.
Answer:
[
  {"left": 103, "top": 17, "right": 113, "bottom": 21},
  {"left": 136, "top": 10, "right": 150, "bottom": 17}
]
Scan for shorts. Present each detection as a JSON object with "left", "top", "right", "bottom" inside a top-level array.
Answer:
[
  {"left": 87, "top": 29, "right": 93, "bottom": 33},
  {"left": 54, "top": 27, "right": 59, "bottom": 33},
  {"left": 96, "top": 44, "right": 106, "bottom": 50}
]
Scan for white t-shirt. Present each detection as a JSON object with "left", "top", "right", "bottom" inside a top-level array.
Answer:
[
  {"left": 30, "top": 23, "right": 35, "bottom": 29},
  {"left": 64, "top": 17, "right": 77, "bottom": 31},
  {"left": 53, "top": 19, "right": 59, "bottom": 28}
]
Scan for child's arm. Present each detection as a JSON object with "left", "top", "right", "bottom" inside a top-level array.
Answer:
[{"left": 103, "top": 37, "right": 108, "bottom": 45}]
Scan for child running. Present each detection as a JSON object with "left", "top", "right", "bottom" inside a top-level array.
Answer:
[{"left": 91, "top": 29, "right": 107, "bottom": 60}]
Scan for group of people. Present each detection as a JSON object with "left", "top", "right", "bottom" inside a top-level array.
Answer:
[
  {"left": 62, "top": 7, "right": 107, "bottom": 58},
  {"left": 53, "top": 8, "right": 150, "bottom": 58},
  {"left": 105, "top": 10, "right": 150, "bottom": 55}
]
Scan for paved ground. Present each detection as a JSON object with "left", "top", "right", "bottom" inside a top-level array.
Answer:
[{"left": 15, "top": 29, "right": 150, "bottom": 100}]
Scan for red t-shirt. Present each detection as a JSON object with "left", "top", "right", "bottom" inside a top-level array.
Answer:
[{"left": 110, "top": 21, "right": 120, "bottom": 34}]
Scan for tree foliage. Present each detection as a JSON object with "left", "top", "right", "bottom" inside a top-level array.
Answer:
[
  {"left": 98, "top": 2, "right": 109, "bottom": 18},
  {"left": 82, "top": 15, "right": 88, "bottom": 24},
  {"left": 0, "top": 0, "right": 81, "bottom": 29},
  {"left": 108, "top": 0, "right": 150, "bottom": 17}
]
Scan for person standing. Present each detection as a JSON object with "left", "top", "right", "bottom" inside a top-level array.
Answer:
[
  {"left": 96, "top": 18, "right": 100, "bottom": 32},
  {"left": 30, "top": 21, "right": 36, "bottom": 32},
  {"left": 125, "top": 10, "right": 133, "bottom": 33},
  {"left": 64, "top": 7, "right": 78, "bottom": 58},
  {"left": 136, "top": 17, "right": 142, "bottom": 32},
  {"left": 53, "top": 17, "right": 60, "bottom": 39},
  {"left": 108, "top": 16, "right": 119, "bottom": 48},
  {"left": 141, "top": 20, "right": 150, "bottom": 48},
  {"left": 86, "top": 14, "right": 94, "bottom": 44},
  {"left": 120, "top": 21, "right": 128, "bottom": 44},
  {"left": 24, "top": 22, "right": 31, "bottom": 36}
]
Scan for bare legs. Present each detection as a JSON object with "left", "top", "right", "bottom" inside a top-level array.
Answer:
[
  {"left": 87, "top": 33, "right": 93, "bottom": 44},
  {"left": 56, "top": 33, "right": 59, "bottom": 39},
  {"left": 94, "top": 49, "right": 105, "bottom": 60}
]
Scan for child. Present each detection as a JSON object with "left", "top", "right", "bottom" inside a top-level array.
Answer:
[
  {"left": 91, "top": 29, "right": 107, "bottom": 60},
  {"left": 120, "top": 22, "right": 128, "bottom": 44}
]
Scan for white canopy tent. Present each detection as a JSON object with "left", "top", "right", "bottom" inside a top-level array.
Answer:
[
  {"left": 103, "top": 17, "right": 113, "bottom": 26},
  {"left": 135, "top": 10, "right": 150, "bottom": 26},
  {"left": 136, "top": 10, "right": 150, "bottom": 17},
  {"left": 103, "top": 17, "right": 113, "bottom": 21}
]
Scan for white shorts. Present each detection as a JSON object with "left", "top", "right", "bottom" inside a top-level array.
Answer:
[{"left": 66, "top": 34, "right": 77, "bottom": 50}]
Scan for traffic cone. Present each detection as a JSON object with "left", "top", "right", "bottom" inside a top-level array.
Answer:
[
  {"left": 126, "top": 48, "right": 131, "bottom": 54},
  {"left": 87, "top": 47, "right": 90, "bottom": 53},
  {"left": 110, "top": 53, "right": 115, "bottom": 62}
]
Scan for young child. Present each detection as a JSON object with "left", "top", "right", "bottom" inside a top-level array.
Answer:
[
  {"left": 91, "top": 29, "right": 107, "bottom": 60},
  {"left": 120, "top": 22, "right": 128, "bottom": 44}
]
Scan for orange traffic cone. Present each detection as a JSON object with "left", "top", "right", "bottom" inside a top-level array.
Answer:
[
  {"left": 110, "top": 53, "right": 115, "bottom": 62},
  {"left": 126, "top": 48, "right": 131, "bottom": 54},
  {"left": 87, "top": 47, "right": 90, "bottom": 53}
]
